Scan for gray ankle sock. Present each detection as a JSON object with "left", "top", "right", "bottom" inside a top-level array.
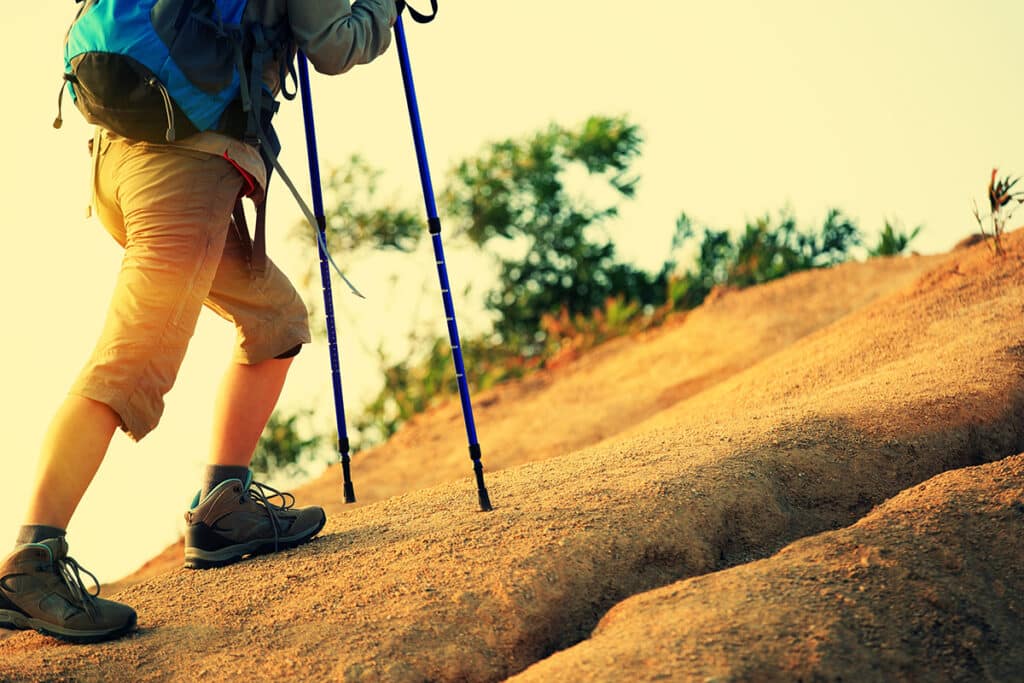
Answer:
[
  {"left": 202, "top": 465, "right": 250, "bottom": 499},
  {"left": 16, "top": 525, "right": 66, "bottom": 546}
]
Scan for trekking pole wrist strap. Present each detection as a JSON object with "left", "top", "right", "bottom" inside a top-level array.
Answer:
[{"left": 396, "top": 0, "right": 438, "bottom": 24}]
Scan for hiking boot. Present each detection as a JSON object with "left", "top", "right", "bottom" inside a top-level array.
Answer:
[
  {"left": 0, "top": 537, "right": 137, "bottom": 643},
  {"left": 184, "top": 472, "right": 326, "bottom": 569}
]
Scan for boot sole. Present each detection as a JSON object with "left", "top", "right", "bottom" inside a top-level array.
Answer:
[
  {"left": 0, "top": 609, "right": 137, "bottom": 644},
  {"left": 183, "top": 515, "right": 326, "bottom": 570}
]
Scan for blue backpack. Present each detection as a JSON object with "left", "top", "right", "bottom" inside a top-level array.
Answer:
[
  {"left": 57, "top": 0, "right": 364, "bottom": 294},
  {"left": 57, "top": 0, "right": 302, "bottom": 276},
  {"left": 59, "top": 0, "right": 295, "bottom": 149}
]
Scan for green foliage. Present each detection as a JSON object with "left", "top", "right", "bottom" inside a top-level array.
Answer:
[
  {"left": 310, "top": 154, "right": 422, "bottom": 253},
  {"left": 354, "top": 339, "right": 452, "bottom": 444},
  {"left": 353, "top": 335, "right": 537, "bottom": 444},
  {"left": 869, "top": 220, "right": 922, "bottom": 257},
  {"left": 351, "top": 116, "right": 668, "bottom": 443},
  {"left": 539, "top": 295, "right": 653, "bottom": 367},
  {"left": 250, "top": 409, "right": 324, "bottom": 480},
  {"left": 669, "top": 209, "right": 863, "bottom": 308},
  {"left": 295, "top": 154, "right": 424, "bottom": 335},
  {"left": 307, "top": 115, "right": 926, "bottom": 451},
  {"left": 443, "top": 115, "right": 661, "bottom": 355}
]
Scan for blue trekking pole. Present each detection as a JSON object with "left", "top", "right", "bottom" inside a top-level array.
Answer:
[
  {"left": 394, "top": 5, "right": 493, "bottom": 512},
  {"left": 297, "top": 52, "right": 357, "bottom": 504}
]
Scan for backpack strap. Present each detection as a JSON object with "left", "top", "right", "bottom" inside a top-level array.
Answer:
[
  {"left": 243, "top": 23, "right": 269, "bottom": 146},
  {"left": 253, "top": 196, "right": 267, "bottom": 275},
  {"left": 228, "top": 19, "right": 363, "bottom": 296},
  {"left": 231, "top": 195, "right": 268, "bottom": 277},
  {"left": 278, "top": 57, "right": 298, "bottom": 101},
  {"left": 231, "top": 200, "right": 250, "bottom": 248},
  {"left": 209, "top": 16, "right": 273, "bottom": 280},
  {"left": 258, "top": 131, "right": 365, "bottom": 298},
  {"left": 201, "top": 9, "right": 363, "bottom": 293}
]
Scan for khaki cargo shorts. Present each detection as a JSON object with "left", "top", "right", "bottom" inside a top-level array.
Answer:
[{"left": 71, "top": 131, "right": 310, "bottom": 441}]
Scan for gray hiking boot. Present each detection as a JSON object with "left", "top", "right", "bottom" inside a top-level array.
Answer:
[
  {"left": 0, "top": 537, "right": 137, "bottom": 643},
  {"left": 184, "top": 472, "right": 326, "bottom": 569}
]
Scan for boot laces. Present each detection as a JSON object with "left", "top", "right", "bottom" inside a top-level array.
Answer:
[
  {"left": 245, "top": 480, "right": 296, "bottom": 552},
  {"left": 55, "top": 555, "right": 101, "bottom": 618}
]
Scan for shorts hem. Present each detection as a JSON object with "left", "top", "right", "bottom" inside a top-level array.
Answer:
[
  {"left": 232, "top": 326, "right": 311, "bottom": 365},
  {"left": 68, "top": 385, "right": 153, "bottom": 443}
]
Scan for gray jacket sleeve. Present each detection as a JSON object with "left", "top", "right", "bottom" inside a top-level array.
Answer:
[{"left": 287, "top": 0, "right": 398, "bottom": 75}]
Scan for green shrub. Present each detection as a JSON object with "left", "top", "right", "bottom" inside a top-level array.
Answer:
[
  {"left": 306, "top": 117, "right": 925, "bottom": 452},
  {"left": 870, "top": 220, "right": 923, "bottom": 257}
]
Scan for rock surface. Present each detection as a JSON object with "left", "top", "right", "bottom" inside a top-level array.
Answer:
[
  {"left": 511, "top": 453, "right": 1024, "bottom": 682},
  {"left": 0, "top": 231, "right": 1020, "bottom": 682}
]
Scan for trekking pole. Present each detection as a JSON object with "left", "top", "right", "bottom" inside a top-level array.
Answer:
[
  {"left": 394, "top": 6, "right": 493, "bottom": 512},
  {"left": 297, "top": 52, "right": 356, "bottom": 504}
]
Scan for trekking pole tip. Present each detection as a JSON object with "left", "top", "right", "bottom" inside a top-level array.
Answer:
[
  {"left": 343, "top": 481, "right": 357, "bottom": 504},
  {"left": 478, "top": 487, "right": 493, "bottom": 512}
]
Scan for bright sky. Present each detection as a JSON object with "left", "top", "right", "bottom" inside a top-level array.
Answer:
[{"left": 2, "top": 2, "right": 1022, "bottom": 582}]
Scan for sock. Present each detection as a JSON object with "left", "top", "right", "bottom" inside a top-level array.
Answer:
[
  {"left": 202, "top": 465, "right": 250, "bottom": 499},
  {"left": 16, "top": 525, "right": 67, "bottom": 546}
]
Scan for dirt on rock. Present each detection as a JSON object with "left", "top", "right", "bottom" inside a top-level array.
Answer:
[
  {"left": 104, "top": 243, "right": 942, "bottom": 598},
  {"left": 0, "top": 231, "right": 1020, "bottom": 682},
  {"left": 299, "top": 251, "right": 944, "bottom": 519},
  {"left": 510, "top": 454, "right": 1024, "bottom": 682}
]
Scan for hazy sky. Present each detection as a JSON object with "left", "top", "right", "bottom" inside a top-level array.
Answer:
[{"left": 2, "top": 2, "right": 1022, "bottom": 581}]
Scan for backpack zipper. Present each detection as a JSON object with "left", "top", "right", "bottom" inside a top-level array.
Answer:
[
  {"left": 148, "top": 77, "right": 177, "bottom": 142},
  {"left": 53, "top": 74, "right": 77, "bottom": 130}
]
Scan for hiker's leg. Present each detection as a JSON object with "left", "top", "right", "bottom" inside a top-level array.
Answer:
[
  {"left": 23, "top": 138, "right": 239, "bottom": 527},
  {"left": 6, "top": 137, "right": 242, "bottom": 643},
  {"left": 203, "top": 220, "right": 311, "bottom": 467},
  {"left": 70, "top": 138, "right": 243, "bottom": 441},
  {"left": 208, "top": 356, "right": 294, "bottom": 466},
  {"left": 18, "top": 134, "right": 123, "bottom": 534},
  {"left": 22, "top": 396, "right": 119, "bottom": 529},
  {"left": 186, "top": 237, "right": 319, "bottom": 568}
]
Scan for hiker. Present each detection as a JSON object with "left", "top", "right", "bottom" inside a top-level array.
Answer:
[{"left": 0, "top": 0, "right": 398, "bottom": 643}]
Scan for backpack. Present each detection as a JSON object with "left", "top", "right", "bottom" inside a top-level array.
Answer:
[
  {"left": 59, "top": 0, "right": 295, "bottom": 147},
  {"left": 57, "top": 0, "right": 302, "bottom": 277},
  {"left": 57, "top": 0, "right": 364, "bottom": 294}
]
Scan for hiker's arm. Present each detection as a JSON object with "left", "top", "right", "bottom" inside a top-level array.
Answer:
[{"left": 289, "top": 0, "right": 397, "bottom": 75}]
